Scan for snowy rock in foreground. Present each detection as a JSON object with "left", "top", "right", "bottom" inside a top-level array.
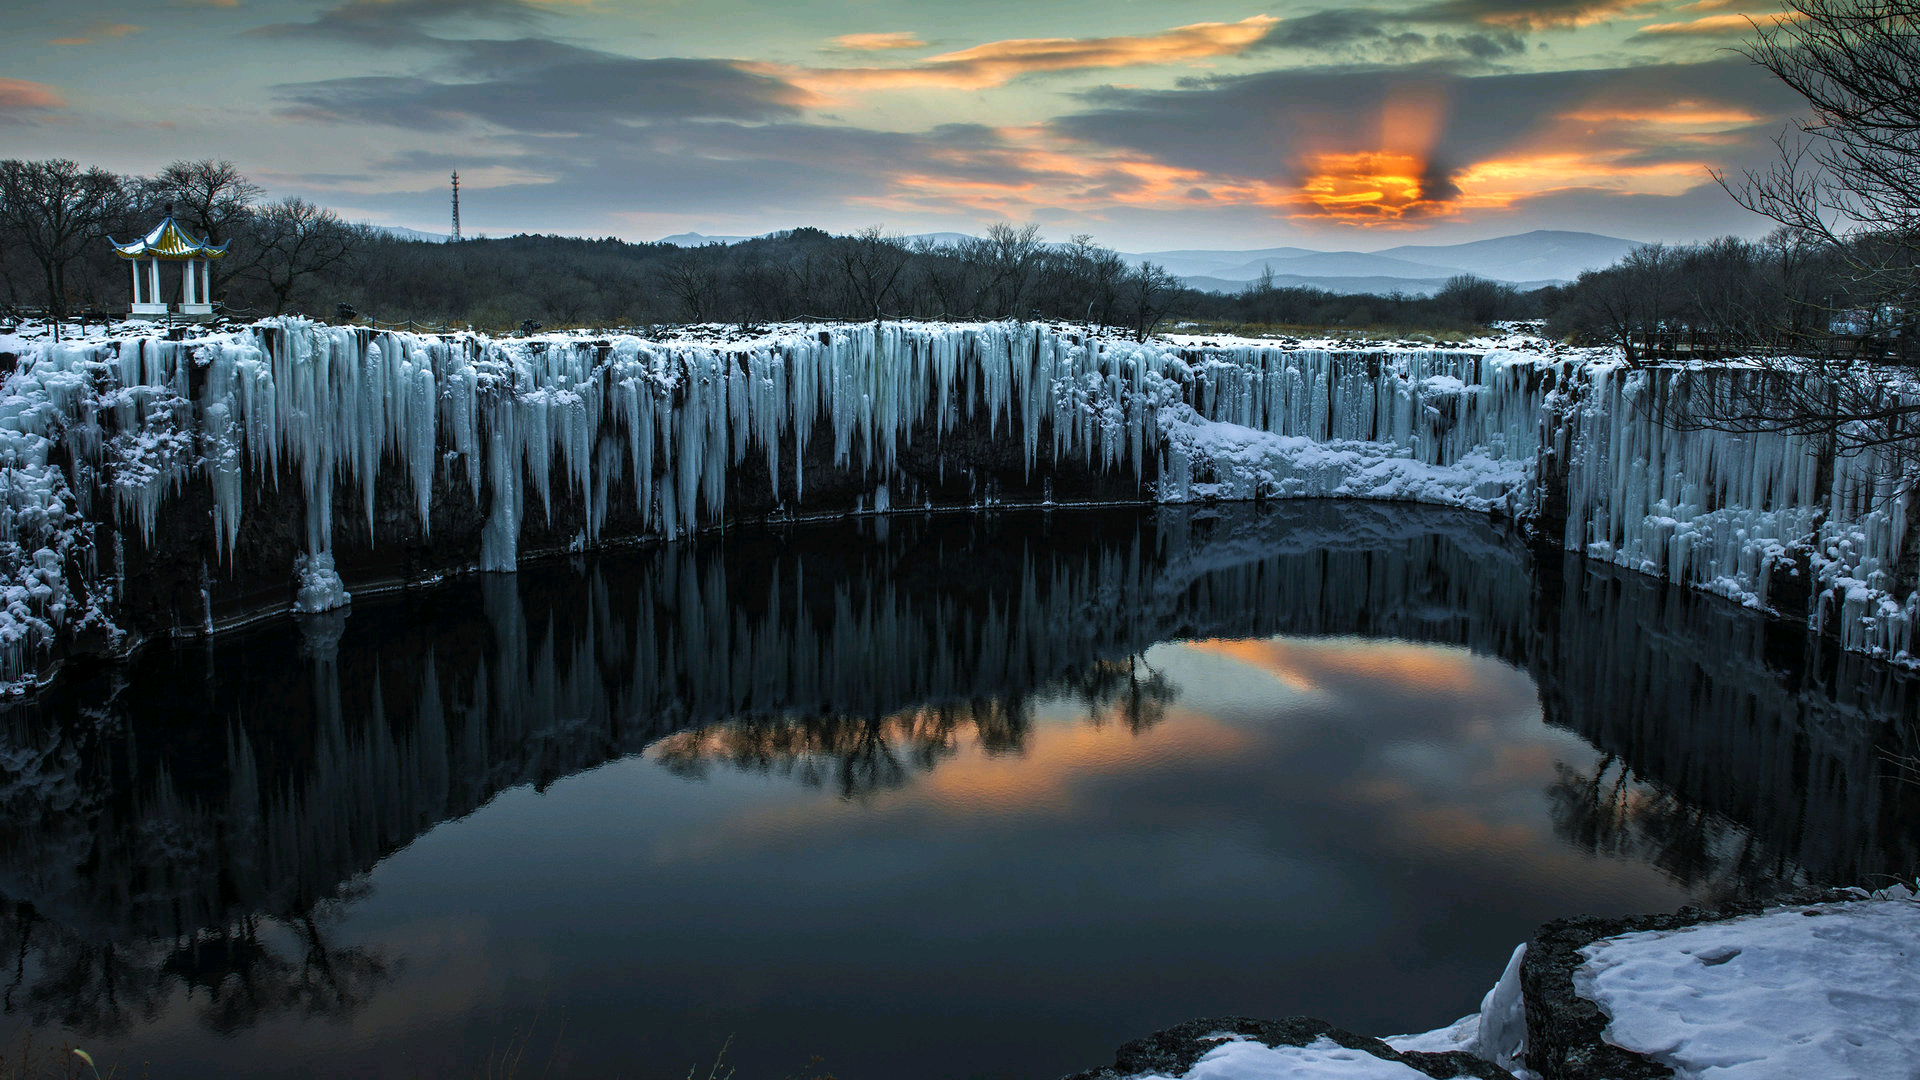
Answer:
[
  {"left": 1061, "top": 1016, "right": 1514, "bottom": 1080},
  {"left": 1575, "top": 890, "right": 1920, "bottom": 1080},
  {"left": 1136, "top": 1037, "right": 1483, "bottom": 1079}
]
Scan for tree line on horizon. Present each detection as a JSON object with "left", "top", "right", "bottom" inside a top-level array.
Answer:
[
  {"left": 0, "top": 159, "right": 1546, "bottom": 338},
  {"left": 1, "top": 153, "right": 1911, "bottom": 355}
]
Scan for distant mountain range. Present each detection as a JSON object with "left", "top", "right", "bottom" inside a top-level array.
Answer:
[
  {"left": 654, "top": 228, "right": 1642, "bottom": 297},
  {"left": 1177, "top": 272, "right": 1569, "bottom": 297},
  {"left": 657, "top": 230, "right": 980, "bottom": 247},
  {"left": 657, "top": 232, "right": 755, "bottom": 246},
  {"left": 1131, "top": 230, "right": 1644, "bottom": 296}
]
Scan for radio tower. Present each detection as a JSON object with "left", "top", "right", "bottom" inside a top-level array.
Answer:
[{"left": 450, "top": 170, "right": 462, "bottom": 242}]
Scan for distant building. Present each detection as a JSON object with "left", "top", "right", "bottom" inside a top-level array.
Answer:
[{"left": 110, "top": 212, "right": 229, "bottom": 320}]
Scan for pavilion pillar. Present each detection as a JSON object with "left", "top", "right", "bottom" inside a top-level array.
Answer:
[
  {"left": 182, "top": 259, "right": 196, "bottom": 306},
  {"left": 130, "top": 260, "right": 143, "bottom": 305},
  {"left": 147, "top": 260, "right": 161, "bottom": 308}
]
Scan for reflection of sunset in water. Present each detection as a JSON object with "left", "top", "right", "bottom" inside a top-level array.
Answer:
[
  {"left": 1185, "top": 636, "right": 1499, "bottom": 698},
  {"left": 909, "top": 708, "right": 1250, "bottom": 815},
  {"left": 644, "top": 630, "right": 1775, "bottom": 923}
]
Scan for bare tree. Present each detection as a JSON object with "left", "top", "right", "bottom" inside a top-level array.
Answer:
[
  {"left": 959, "top": 222, "right": 1044, "bottom": 318},
  {"left": 729, "top": 250, "right": 789, "bottom": 329},
  {"left": 0, "top": 159, "right": 125, "bottom": 323},
  {"left": 835, "top": 226, "right": 910, "bottom": 321},
  {"left": 1119, "top": 261, "right": 1180, "bottom": 341},
  {"left": 151, "top": 159, "right": 263, "bottom": 298},
  {"left": 656, "top": 248, "right": 725, "bottom": 323},
  {"left": 1696, "top": 1, "right": 1920, "bottom": 475},
  {"left": 247, "top": 197, "right": 361, "bottom": 315},
  {"left": 1715, "top": 0, "right": 1920, "bottom": 303},
  {"left": 910, "top": 237, "right": 973, "bottom": 317},
  {"left": 1550, "top": 245, "right": 1679, "bottom": 365},
  {"left": 1434, "top": 274, "right": 1520, "bottom": 326}
]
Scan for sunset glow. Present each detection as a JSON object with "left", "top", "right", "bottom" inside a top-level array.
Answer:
[{"left": 0, "top": 0, "right": 1810, "bottom": 246}]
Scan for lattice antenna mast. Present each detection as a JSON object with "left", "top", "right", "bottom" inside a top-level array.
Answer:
[{"left": 451, "top": 170, "right": 462, "bottom": 242}]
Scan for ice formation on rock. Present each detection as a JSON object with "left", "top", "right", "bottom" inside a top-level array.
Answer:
[{"left": 0, "top": 319, "right": 1914, "bottom": 692}]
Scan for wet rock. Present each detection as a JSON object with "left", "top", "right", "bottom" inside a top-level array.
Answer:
[{"left": 1060, "top": 1016, "right": 1515, "bottom": 1080}]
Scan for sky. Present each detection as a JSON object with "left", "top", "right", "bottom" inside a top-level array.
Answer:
[{"left": 0, "top": 0, "right": 1812, "bottom": 251}]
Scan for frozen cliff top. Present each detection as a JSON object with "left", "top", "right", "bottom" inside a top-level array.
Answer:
[
  {"left": 1, "top": 316, "right": 1575, "bottom": 357},
  {"left": 2, "top": 316, "right": 1913, "bottom": 698},
  {"left": 1576, "top": 888, "right": 1920, "bottom": 1080},
  {"left": 1108, "top": 890, "right": 1920, "bottom": 1080}
]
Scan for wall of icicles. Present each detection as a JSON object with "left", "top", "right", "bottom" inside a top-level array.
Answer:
[{"left": 0, "top": 318, "right": 1914, "bottom": 690}]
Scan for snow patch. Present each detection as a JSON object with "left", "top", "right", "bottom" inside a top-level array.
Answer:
[
  {"left": 1135, "top": 1036, "right": 1451, "bottom": 1080},
  {"left": 1576, "top": 891, "right": 1920, "bottom": 1080}
]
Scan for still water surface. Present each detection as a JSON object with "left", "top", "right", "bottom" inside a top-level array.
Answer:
[{"left": 2, "top": 504, "right": 1915, "bottom": 1080}]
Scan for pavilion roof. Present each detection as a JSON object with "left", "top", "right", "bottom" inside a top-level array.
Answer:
[{"left": 110, "top": 217, "right": 229, "bottom": 260}]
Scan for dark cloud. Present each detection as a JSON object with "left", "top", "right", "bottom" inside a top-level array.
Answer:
[
  {"left": 250, "top": 0, "right": 549, "bottom": 47},
  {"left": 1405, "top": 0, "right": 1654, "bottom": 30},
  {"left": 336, "top": 118, "right": 1083, "bottom": 232},
  {"left": 1438, "top": 32, "right": 1527, "bottom": 59},
  {"left": 275, "top": 43, "right": 811, "bottom": 131},
  {"left": 1256, "top": 9, "right": 1523, "bottom": 63},
  {"left": 1260, "top": 9, "right": 1404, "bottom": 49}
]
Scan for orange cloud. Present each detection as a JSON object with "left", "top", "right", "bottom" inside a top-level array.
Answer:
[
  {"left": 783, "top": 16, "right": 1278, "bottom": 95},
  {"left": 913, "top": 707, "right": 1251, "bottom": 815},
  {"left": 49, "top": 21, "right": 138, "bottom": 45},
  {"left": 1462, "top": 0, "right": 1664, "bottom": 29},
  {"left": 1639, "top": 10, "right": 1802, "bottom": 33},
  {"left": 1190, "top": 637, "right": 1502, "bottom": 694},
  {"left": 831, "top": 31, "right": 927, "bottom": 51},
  {"left": 0, "top": 78, "right": 66, "bottom": 109},
  {"left": 1558, "top": 104, "right": 1760, "bottom": 127}
]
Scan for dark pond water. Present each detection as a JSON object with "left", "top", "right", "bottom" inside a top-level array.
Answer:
[{"left": 2, "top": 504, "right": 1916, "bottom": 1080}]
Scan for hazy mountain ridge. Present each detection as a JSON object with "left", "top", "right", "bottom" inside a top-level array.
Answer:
[
  {"left": 1179, "top": 273, "right": 1568, "bottom": 298},
  {"left": 373, "top": 225, "right": 1637, "bottom": 297},
  {"left": 1138, "top": 229, "right": 1643, "bottom": 296}
]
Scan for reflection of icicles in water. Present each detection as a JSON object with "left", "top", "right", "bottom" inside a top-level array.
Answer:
[
  {"left": 2, "top": 504, "right": 1914, "bottom": 980},
  {"left": 1, "top": 323, "right": 1915, "bottom": 692}
]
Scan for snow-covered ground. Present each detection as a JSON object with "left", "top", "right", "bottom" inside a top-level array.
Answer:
[
  {"left": 1577, "top": 888, "right": 1920, "bottom": 1080},
  {"left": 1138, "top": 1038, "right": 1469, "bottom": 1080},
  {"left": 1115, "top": 890, "right": 1920, "bottom": 1080}
]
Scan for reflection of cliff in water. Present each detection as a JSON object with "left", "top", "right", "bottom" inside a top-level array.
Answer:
[{"left": 1, "top": 503, "right": 1916, "bottom": 1033}]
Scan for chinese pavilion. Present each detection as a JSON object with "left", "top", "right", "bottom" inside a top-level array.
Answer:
[{"left": 110, "top": 211, "right": 229, "bottom": 320}]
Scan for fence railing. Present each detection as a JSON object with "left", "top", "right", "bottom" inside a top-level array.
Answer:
[{"left": 1627, "top": 329, "right": 1916, "bottom": 365}]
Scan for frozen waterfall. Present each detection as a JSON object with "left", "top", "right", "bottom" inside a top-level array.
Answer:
[{"left": 0, "top": 319, "right": 1913, "bottom": 691}]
